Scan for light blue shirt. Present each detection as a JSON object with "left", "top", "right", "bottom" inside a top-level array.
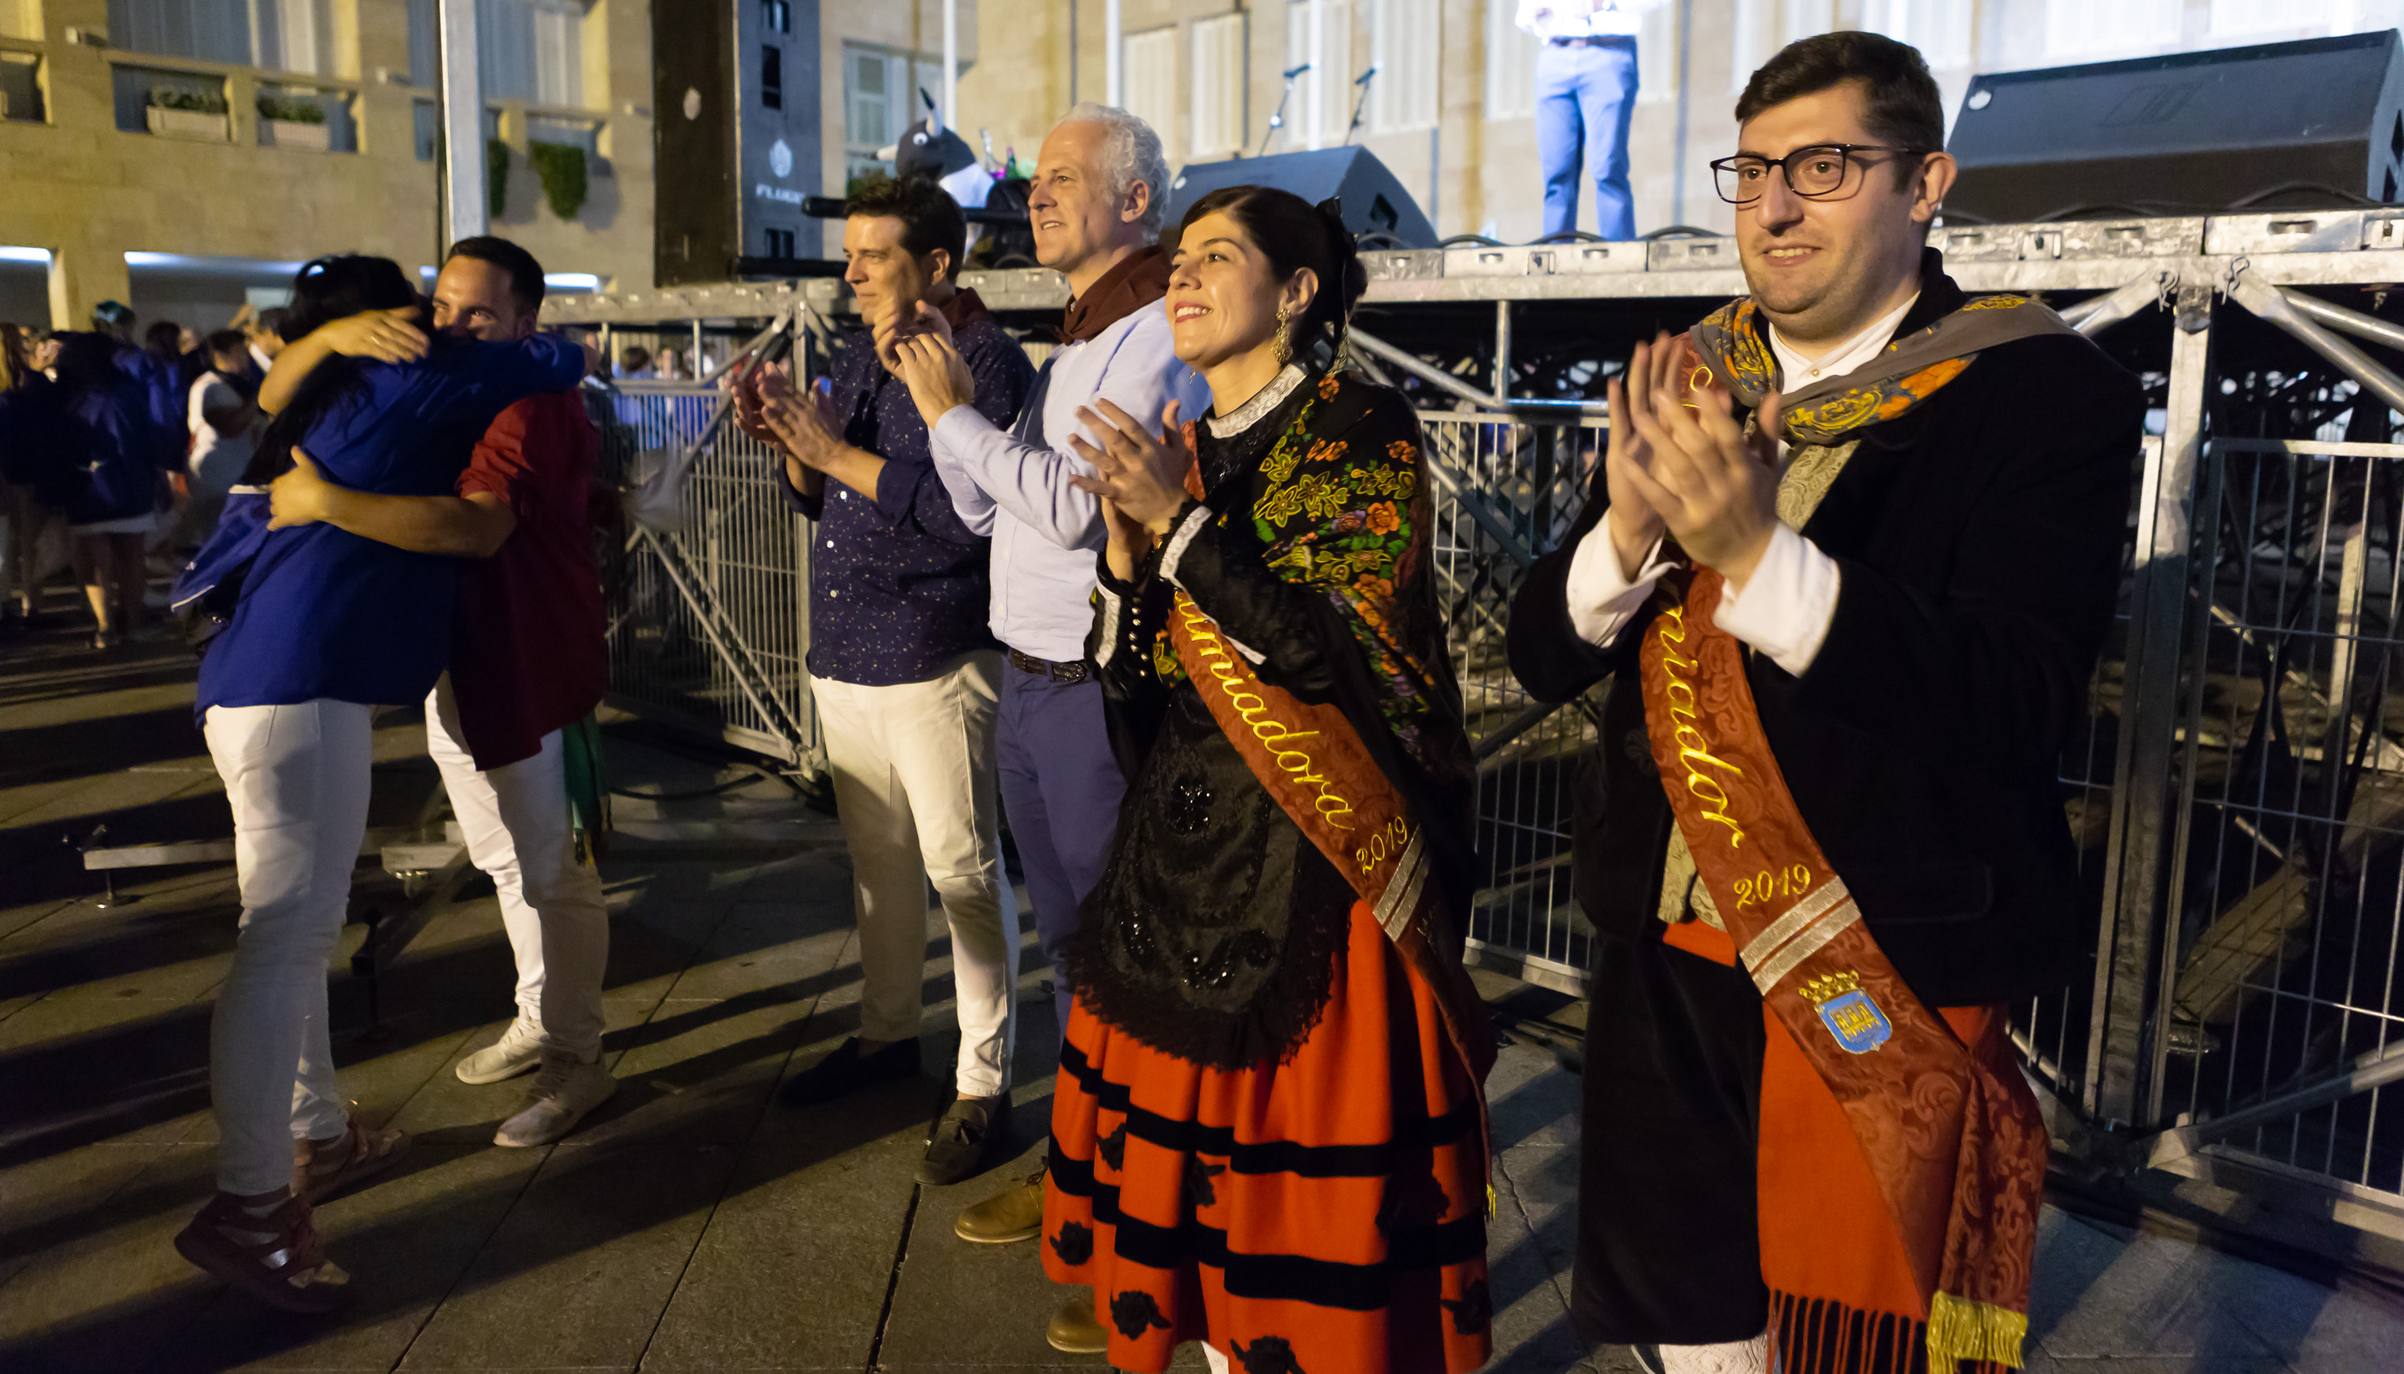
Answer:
[{"left": 930, "top": 304, "right": 1210, "bottom": 662}]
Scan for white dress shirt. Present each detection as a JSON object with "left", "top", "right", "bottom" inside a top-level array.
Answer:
[
  {"left": 1563, "top": 292, "right": 1920, "bottom": 675},
  {"left": 1515, "top": 0, "right": 1664, "bottom": 40}
]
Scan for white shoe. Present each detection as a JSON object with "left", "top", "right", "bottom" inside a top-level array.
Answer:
[
  {"left": 492, "top": 1051, "right": 617, "bottom": 1147},
  {"left": 455, "top": 1021, "right": 545, "bottom": 1085}
]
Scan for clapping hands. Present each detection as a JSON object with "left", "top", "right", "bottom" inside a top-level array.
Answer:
[{"left": 1607, "top": 331, "right": 1785, "bottom": 588}]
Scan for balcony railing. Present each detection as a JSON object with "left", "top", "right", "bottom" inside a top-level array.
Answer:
[{"left": 107, "top": 52, "right": 361, "bottom": 153}]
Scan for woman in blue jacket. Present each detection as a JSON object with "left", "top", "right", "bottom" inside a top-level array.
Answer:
[
  {"left": 172, "top": 255, "right": 588, "bottom": 1312},
  {"left": 51, "top": 332, "right": 166, "bottom": 649}
]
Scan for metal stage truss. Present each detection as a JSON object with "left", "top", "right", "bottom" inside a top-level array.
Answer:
[{"left": 557, "top": 206, "right": 2404, "bottom": 1259}]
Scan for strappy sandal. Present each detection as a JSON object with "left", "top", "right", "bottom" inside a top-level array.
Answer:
[
  {"left": 293, "top": 1113, "right": 412, "bottom": 1205},
  {"left": 173, "top": 1192, "right": 350, "bottom": 1314}
]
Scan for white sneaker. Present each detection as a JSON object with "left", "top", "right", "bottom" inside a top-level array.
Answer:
[
  {"left": 455, "top": 1021, "right": 545, "bottom": 1085},
  {"left": 492, "top": 1051, "right": 617, "bottom": 1147}
]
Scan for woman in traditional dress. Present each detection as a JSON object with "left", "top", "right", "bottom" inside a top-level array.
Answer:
[{"left": 1031, "top": 184, "right": 1494, "bottom": 1372}]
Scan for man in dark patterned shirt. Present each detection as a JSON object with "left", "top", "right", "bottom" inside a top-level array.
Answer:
[{"left": 729, "top": 178, "right": 1036, "bottom": 1186}]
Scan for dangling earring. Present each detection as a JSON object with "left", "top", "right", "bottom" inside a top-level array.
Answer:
[{"left": 1273, "top": 304, "right": 1294, "bottom": 366}]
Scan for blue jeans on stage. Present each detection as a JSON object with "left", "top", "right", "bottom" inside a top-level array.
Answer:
[
  {"left": 995, "top": 663, "right": 1126, "bottom": 1049},
  {"left": 1536, "top": 37, "right": 1639, "bottom": 240}
]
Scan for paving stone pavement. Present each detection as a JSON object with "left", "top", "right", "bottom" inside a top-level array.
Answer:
[{"left": 2, "top": 625, "right": 2400, "bottom": 1372}]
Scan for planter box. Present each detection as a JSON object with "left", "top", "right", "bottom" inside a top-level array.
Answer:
[
  {"left": 260, "top": 117, "right": 331, "bottom": 151},
  {"left": 146, "top": 105, "right": 227, "bottom": 142}
]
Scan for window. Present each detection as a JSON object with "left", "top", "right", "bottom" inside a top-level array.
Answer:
[
  {"left": 1857, "top": 1, "right": 1971, "bottom": 71},
  {"left": 762, "top": 43, "right": 782, "bottom": 110},
  {"left": 2210, "top": 0, "right": 2334, "bottom": 35},
  {"left": 407, "top": 0, "right": 436, "bottom": 86},
  {"left": 1731, "top": 0, "right": 1835, "bottom": 93},
  {"left": 1123, "top": 26, "right": 1178, "bottom": 161},
  {"left": 1634, "top": 0, "right": 1678, "bottom": 105},
  {"left": 761, "top": 0, "right": 790, "bottom": 35},
  {"left": 1190, "top": 13, "right": 1245, "bottom": 157},
  {"left": 1485, "top": 0, "right": 1536, "bottom": 120},
  {"left": 479, "top": 0, "right": 587, "bottom": 109},
  {"left": 766, "top": 227, "right": 796, "bottom": 258},
  {"left": 0, "top": 50, "right": 41, "bottom": 123},
  {"left": 844, "top": 44, "right": 941, "bottom": 180},
  {"left": 1285, "top": 1, "right": 1354, "bottom": 147},
  {"left": 109, "top": 0, "right": 336, "bottom": 76},
  {"left": 2041, "top": 0, "right": 2182, "bottom": 60},
  {"left": 1368, "top": 0, "right": 1437, "bottom": 134}
]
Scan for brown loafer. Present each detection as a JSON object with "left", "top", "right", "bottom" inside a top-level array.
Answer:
[
  {"left": 1045, "top": 1290, "right": 1108, "bottom": 1355},
  {"left": 294, "top": 1114, "right": 411, "bottom": 1205},
  {"left": 955, "top": 1167, "right": 1045, "bottom": 1244}
]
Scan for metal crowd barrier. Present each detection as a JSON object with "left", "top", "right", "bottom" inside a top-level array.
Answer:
[
  {"left": 554, "top": 216, "right": 2404, "bottom": 1258},
  {"left": 600, "top": 381, "right": 821, "bottom": 770}
]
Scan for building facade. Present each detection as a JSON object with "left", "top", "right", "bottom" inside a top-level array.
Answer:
[
  {"left": 0, "top": 0, "right": 653, "bottom": 330},
  {"left": 953, "top": 0, "right": 2404, "bottom": 251}
]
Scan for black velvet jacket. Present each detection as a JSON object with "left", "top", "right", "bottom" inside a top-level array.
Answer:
[
  {"left": 1066, "top": 366, "right": 1478, "bottom": 1067},
  {"left": 1506, "top": 256, "right": 2146, "bottom": 1006}
]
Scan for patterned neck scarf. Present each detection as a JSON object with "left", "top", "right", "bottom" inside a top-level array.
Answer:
[{"left": 1687, "top": 292, "right": 2075, "bottom": 446}]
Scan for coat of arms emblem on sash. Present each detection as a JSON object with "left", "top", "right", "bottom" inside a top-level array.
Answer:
[{"left": 1801, "top": 970, "right": 1892, "bottom": 1054}]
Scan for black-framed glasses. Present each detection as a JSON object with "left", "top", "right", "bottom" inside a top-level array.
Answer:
[{"left": 1710, "top": 144, "right": 1929, "bottom": 205}]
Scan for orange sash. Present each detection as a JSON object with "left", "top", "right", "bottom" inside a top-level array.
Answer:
[
  {"left": 1637, "top": 571, "right": 2046, "bottom": 1369},
  {"left": 1161, "top": 586, "right": 1497, "bottom": 1142}
]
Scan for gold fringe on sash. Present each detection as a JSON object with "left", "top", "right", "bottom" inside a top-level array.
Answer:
[{"left": 1927, "top": 1291, "right": 2029, "bottom": 1368}]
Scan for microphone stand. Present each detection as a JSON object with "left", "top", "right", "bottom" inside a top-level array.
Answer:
[
  {"left": 1258, "top": 63, "right": 1312, "bottom": 158},
  {"left": 1344, "top": 65, "right": 1377, "bottom": 146}
]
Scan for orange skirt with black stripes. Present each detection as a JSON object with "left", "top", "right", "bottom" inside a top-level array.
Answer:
[{"left": 1043, "top": 900, "right": 1492, "bottom": 1374}]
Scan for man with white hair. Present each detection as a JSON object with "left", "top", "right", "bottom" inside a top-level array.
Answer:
[{"left": 891, "top": 102, "right": 1210, "bottom": 1354}]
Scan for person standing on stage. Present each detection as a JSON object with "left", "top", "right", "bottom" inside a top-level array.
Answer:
[
  {"left": 887, "top": 102, "right": 1209, "bottom": 1305},
  {"left": 723, "top": 177, "right": 1035, "bottom": 1187},
  {"left": 264, "top": 236, "right": 618, "bottom": 1150},
  {"left": 1518, "top": 0, "right": 1662, "bottom": 241},
  {"left": 1507, "top": 32, "right": 2142, "bottom": 1374}
]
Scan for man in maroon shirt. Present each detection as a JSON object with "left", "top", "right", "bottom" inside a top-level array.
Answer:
[{"left": 267, "top": 236, "right": 615, "bottom": 1148}]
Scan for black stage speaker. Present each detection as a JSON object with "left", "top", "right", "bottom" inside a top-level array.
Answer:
[
  {"left": 1163, "top": 147, "right": 1437, "bottom": 249},
  {"left": 1947, "top": 30, "right": 2404, "bottom": 224},
  {"left": 653, "top": 0, "right": 823, "bottom": 285}
]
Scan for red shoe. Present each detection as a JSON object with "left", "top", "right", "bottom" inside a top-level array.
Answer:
[
  {"left": 172, "top": 1192, "right": 350, "bottom": 1314},
  {"left": 293, "top": 1113, "right": 411, "bottom": 1205}
]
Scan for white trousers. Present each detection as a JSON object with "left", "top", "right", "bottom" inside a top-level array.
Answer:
[
  {"left": 1662, "top": 1335, "right": 1776, "bottom": 1374},
  {"left": 425, "top": 676, "right": 610, "bottom": 1063},
  {"left": 204, "top": 700, "right": 371, "bottom": 1196},
  {"left": 811, "top": 652, "right": 1019, "bottom": 1097}
]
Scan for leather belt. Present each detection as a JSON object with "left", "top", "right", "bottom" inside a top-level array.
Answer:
[
  {"left": 1548, "top": 34, "right": 1634, "bottom": 47},
  {"left": 1007, "top": 649, "right": 1092, "bottom": 684}
]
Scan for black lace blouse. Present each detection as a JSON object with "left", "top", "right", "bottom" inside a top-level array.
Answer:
[{"left": 1061, "top": 365, "right": 1476, "bottom": 1070}]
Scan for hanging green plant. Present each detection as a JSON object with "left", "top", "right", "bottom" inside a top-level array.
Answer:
[
  {"left": 255, "top": 93, "right": 327, "bottom": 125},
  {"left": 528, "top": 140, "right": 589, "bottom": 220},
  {"left": 487, "top": 138, "right": 510, "bottom": 218},
  {"left": 150, "top": 86, "right": 229, "bottom": 114}
]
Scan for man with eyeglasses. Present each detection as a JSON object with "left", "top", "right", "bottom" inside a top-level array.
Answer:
[{"left": 1508, "top": 32, "right": 2143, "bottom": 1374}]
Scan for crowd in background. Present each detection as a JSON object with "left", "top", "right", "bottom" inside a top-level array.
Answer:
[
  {"left": 0, "top": 302, "right": 694, "bottom": 652},
  {"left": 0, "top": 303, "right": 287, "bottom": 648}
]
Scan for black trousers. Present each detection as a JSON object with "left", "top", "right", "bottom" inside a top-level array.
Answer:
[{"left": 1571, "top": 929, "right": 1770, "bottom": 1347}]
